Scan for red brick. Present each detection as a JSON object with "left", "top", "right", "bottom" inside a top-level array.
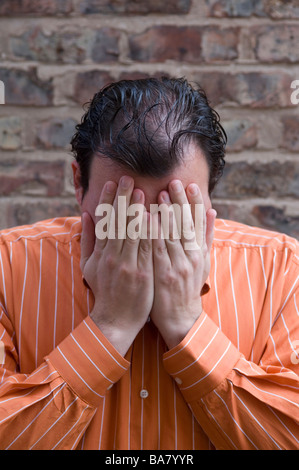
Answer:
[
  {"left": 0, "top": 161, "right": 65, "bottom": 197},
  {"left": 35, "top": 118, "right": 77, "bottom": 150},
  {"left": 79, "top": 0, "right": 191, "bottom": 14},
  {"left": 280, "top": 115, "right": 299, "bottom": 152},
  {"left": 201, "top": 26, "right": 240, "bottom": 62},
  {"left": 194, "top": 71, "right": 292, "bottom": 108},
  {"left": 250, "top": 25, "right": 299, "bottom": 63},
  {"left": 0, "top": 117, "right": 22, "bottom": 150},
  {"left": 73, "top": 70, "right": 114, "bottom": 104},
  {"left": 251, "top": 205, "right": 299, "bottom": 239},
  {"left": 129, "top": 26, "right": 202, "bottom": 63},
  {"left": 205, "top": 0, "right": 266, "bottom": 17},
  {"left": 206, "top": 0, "right": 299, "bottom": 19},
  {"left": 0, "top": 0, "right": 73, "bottom": 16},
  {"left": 118, "top": 71, "right": 170, "bottom": 82},
  {"left": 264, "top": 0, "right": 299, "bottom": 19},
  {"left": 224, "top": 119, "right": 257, "bottom": 152},
  {"left": 129, "top": 25, "right": 239, "bottom": 63},
  {"left": 0, "top": 68, "right": 53, "bottom": 106},
  {"left": 213, "top": 202, "right": 299, "bottom": 239},
  {"left": 213, "top": 161, "right": 299, "bottom": 199},
  {"left": 6, "top": 200, "right": 80, "bottom": 228},
  {"left": 10, "top": 27, "right": 85, "bottom": 64},
  {"left": 10, "top": 27, "right": 120, "bottom": 64},
  {"left": 10, "top": 27, "right": 58, "bottom": 62},
  {"left": 90, "top": 28, "right": 120, "bottom": 63}
]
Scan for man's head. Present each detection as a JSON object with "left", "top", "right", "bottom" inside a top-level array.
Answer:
[{"left": 71, "top": 77, "right": 226, "bottom": 221}]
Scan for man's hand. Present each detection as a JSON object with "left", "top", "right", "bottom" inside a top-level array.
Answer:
[
  {"left": 150, "top": 180, "right": 216, "bottom": 349},
  {"left": 80, "top": 176, "right": 154, "bottom": 357}
]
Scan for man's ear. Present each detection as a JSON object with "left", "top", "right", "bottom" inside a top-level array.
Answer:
[{"left": 72, "top": 161, "right": 84, "bottom": 206}]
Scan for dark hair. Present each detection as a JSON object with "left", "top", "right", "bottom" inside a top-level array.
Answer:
[{"left": 70, "top": 76, "right": 227, "bottom": 195}]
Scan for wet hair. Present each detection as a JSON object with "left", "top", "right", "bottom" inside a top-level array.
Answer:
[{"left": 70, "top": 76, "right": 227, "bottom": 195}]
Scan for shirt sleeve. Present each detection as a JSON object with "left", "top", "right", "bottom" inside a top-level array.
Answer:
[
  {"left": 0, "top": 311, "right": 129, "bottom": 450},
  {"left": 163, "top": 251, "right": 299, "bottom": 450}
]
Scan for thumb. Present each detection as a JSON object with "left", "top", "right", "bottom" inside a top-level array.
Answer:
[{"left": 80, "top": 212, "right": 95, "bottom": 272}]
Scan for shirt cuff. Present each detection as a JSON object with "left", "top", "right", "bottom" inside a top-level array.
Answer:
[
  {"left": 163, "top": 312, "right": 241, "bottom": 402},
  {"left": 47, "top": 316, "right": 130, "bottom": 407}
]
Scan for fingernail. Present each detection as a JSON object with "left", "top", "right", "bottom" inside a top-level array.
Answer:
[
  {"left": 120, "top": 176, "right": 132, "bottom": 189},
  {"left": 171, "top": 180, "right": 182, "bottom": 193},
  {"left": 132, "top": 189, "right": 141, "bottom": 202},
  {"left": 105, "top": 181, "right": 116, "bottom": 194},
  {"left": 161, "top": 191, "right": 171, "bottom": 203},
  {"left": 188, "top": 184, "right": 198, "bottom": 196}
]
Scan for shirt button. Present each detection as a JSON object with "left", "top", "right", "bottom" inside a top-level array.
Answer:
[
  {"left": 174, "top": 377, "right": 182, "bottom": 385},
  {"left": 140, "top": 389, "right": 149, "bottom": 399}
]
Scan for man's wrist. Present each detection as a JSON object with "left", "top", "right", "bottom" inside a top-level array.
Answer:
[
  {"left": 157, "top": 309, "right": 203, "bottom": 350},
  {"left": 90, "top": 308, "right": 138, "bottom": 357}
]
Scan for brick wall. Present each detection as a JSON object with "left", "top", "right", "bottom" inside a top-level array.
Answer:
[{"left": 0, "top": 0, "right": 298, "bottom": 237}]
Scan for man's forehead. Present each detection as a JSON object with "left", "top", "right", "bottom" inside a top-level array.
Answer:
[
  {"left": 91, "top": 143, "right": 209, "bottom": 191},
  {"left": 82, "top": 146, "right": 211, "bottom": 215},
  {"left": 91, "top": 160, "right": 206, "bottom": 205}
]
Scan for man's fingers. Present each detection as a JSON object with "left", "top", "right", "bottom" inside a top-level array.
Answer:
[
  {"left": 138, "top": 211, "right": 153, "bottom": 269},
  {"left": 121, "top": 188, "right": 146, "bottom": 263},
  {"left": 166, "top": 180, "right": 201, "bottom": 253},
  {"left": 80, "top": 211, "right": 95, "bottom": 272},
  {"left": 106, "top": 175, "right": 134, "bottom": 253},
  {"left": 186, "top": 183, "right": 206, "bottom": 249},
  {"left": 152, "top": 211, "right": 172, "bottom": 271},
  {"left": 157, "top": 191, "right": 185, "bottom": 260},
  {"left": 94, "top": 180, "right": 118, "bottom": 251},
  {"left": 206, "top": 208, "right": 217, "bottom": 253}
]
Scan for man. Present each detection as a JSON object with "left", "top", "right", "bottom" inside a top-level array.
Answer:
[{"left": 0, "top": 77, "right": 298, "bottom": 450}]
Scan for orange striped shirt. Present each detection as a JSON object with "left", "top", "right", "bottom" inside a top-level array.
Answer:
[{"left": 0, "top": 216, "right": 298, "bottom": 450}]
